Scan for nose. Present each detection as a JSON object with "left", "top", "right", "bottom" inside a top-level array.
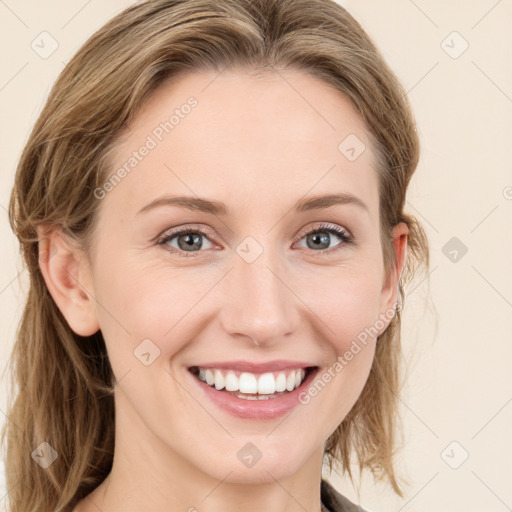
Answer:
[{"left": 219, "top": 249, "right": 300, "bottom": 347}]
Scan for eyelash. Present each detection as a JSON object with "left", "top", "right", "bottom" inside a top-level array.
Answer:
[{"left": 156, "top": 222, "right": 354, "bottom": 258}]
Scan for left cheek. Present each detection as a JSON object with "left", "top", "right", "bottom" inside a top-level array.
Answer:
[{"left": 315, "top": 278, "right": 383, "bottom": 346}]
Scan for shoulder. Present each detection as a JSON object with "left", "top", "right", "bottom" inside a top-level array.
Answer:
[{"left": 321, "top": 479, "right": 372, "bottom": 512}]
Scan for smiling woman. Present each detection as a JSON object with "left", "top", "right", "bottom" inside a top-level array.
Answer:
[{"left": 2, "top": 1, "right": 429, "bottom": 511}]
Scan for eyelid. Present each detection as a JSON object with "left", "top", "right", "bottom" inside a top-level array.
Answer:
[
  {"left": 156, "top": 223, "right": 216, "bottom": 243},
  {"left": 156, "top": 221, "right": 354, "bottom": 257},
  {"left": 155, "top": 224, "right": 219, "bottom": 257},
  {"left": 294, "top": 221, "right": 353, "bottom": 245}
]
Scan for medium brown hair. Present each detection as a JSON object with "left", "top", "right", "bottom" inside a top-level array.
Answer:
[{"left": 3, "top": 0, "right": 429, "bottom": 510}]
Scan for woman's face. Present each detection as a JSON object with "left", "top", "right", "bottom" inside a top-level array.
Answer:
[{"left": 77, "top": 69, "right": 406, "bottom": 484}]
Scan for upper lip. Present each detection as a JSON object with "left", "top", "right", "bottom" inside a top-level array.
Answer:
[{"left": 189, "top": 360, "right": 317, "bottom": 373}]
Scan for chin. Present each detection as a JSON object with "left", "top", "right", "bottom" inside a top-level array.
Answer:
[{"left": 198, "top": 439, "right": 313, "bottom": 484}]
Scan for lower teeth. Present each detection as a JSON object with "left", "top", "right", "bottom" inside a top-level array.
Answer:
[
  {"left": 233, "top": 391, "right": 284, "bottom": 400},
  {"left": 201, "top": 380, "right": 289, "bottom": 400}
]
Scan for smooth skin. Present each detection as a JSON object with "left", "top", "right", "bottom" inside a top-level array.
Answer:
[{"left": 38, "top": 68, "right": 408, "bottom": 512}]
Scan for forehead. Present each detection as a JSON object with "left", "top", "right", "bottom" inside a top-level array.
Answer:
[{"left": 102, "top": 68, "right": 379, "bottom": 221}]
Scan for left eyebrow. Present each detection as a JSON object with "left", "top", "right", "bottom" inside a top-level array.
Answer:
[
  {"left": 294, "top": 193, "right": 369, "bottom": 214},
  {"left": 136, "top": 192, "right": 369, "bottom": 217}
]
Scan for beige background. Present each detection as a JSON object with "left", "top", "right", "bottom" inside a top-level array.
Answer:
[{"left": 1, "top": 1, "right": 511, "bottom": 511}]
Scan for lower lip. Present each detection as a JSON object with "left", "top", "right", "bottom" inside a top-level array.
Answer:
[{"left": 187, "top": 367, "right": 319, "bottom": 420}]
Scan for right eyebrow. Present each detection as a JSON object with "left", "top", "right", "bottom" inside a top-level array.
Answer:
[{"left": 137, "top": 195, "right": 229, "bottom": 216}]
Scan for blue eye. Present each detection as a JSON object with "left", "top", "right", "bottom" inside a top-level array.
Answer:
[
  {"left": 296, "top": 223, "right": 353, "bottom": 252},
  {"left": 157, "top": 222, "right": 353, "bottom": 258},
  {"left": 158, "top": 228, "right": 215, "bottom": 256}
]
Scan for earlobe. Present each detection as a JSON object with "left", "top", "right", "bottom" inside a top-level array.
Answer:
[{"left": 37, "top": 226, "right": 100, "bottom": 337}]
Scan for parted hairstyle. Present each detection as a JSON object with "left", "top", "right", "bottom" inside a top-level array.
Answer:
[{"left": 2, "top": 0, "right": 429, "bottom": 510}]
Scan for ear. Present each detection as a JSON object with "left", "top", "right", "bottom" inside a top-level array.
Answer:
[
  {"left": 37, "top": 226, "right": 100, "bottom": 337},
  {"left": 378, "top": 222, "right": 409, "bottom": 325}
]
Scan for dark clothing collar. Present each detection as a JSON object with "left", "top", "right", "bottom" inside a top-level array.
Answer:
[{"left": 321, "top": 479, "right": 367, "bottom": 512}]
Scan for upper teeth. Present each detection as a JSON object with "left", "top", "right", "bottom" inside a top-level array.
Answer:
[{"left": 197, "top": 368, "right": 307, "bottom": 394}]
